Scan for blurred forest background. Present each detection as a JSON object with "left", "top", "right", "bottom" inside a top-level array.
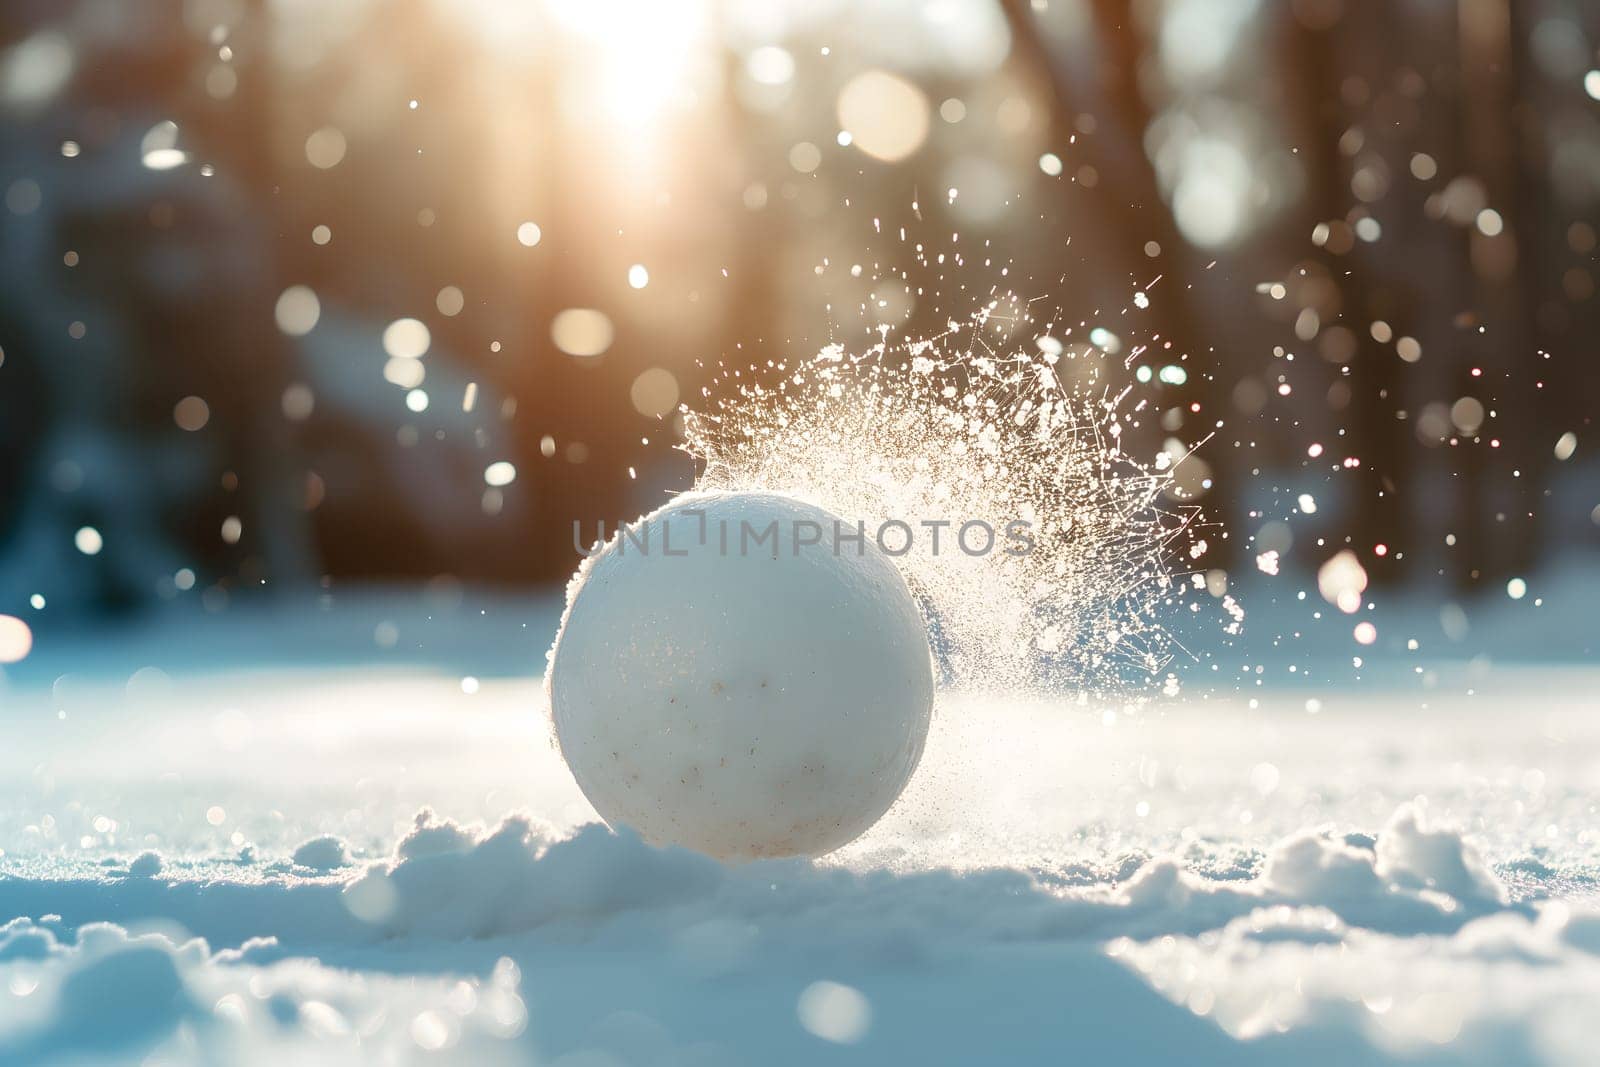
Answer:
[{"left": 0, "top": 0, "right": 1596, "bottom": 619}]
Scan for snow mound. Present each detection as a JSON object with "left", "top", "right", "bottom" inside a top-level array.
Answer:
[
  {"left": 330, "top": 803, "right": 1509, "bottom": 947},
  {"left": 1373, "top": 803, "right": 1508, "bottom": 907},
  {"left": 0, "top": 803, "right": 1511, "bottom": 956},
  {"left": 1257, "top": 803, "right": 1510, "bottom": 933},
  {"left": 1114, "top": 901, "right": 1600, "bottom": 1060},
  {"left": 341, "top": 809, "right": 722, "bottom": 939},
  {"left": 0, "top": 917, "right": 528, "bottom": 1064},
  {"left": 0, "top": 804, "right": 1551, "bottom": 1065},
  {"left": 127, "top": 850, "right": 164, "bottom": 879},
  {"left": 290, "top": 835, "right": 351, "bottom": 872}
]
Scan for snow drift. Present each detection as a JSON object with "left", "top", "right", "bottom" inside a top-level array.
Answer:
[{"left": 4, "top": 799, "right": 1583, "bottom": 1065}]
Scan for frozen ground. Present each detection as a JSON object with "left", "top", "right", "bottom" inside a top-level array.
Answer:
[{"left": 1, "top": 580, "right": 1599, "bottom": 1065}]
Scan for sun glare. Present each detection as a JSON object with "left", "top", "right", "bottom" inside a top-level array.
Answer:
[{"left": 544, "top": 0, "right": 712, "bottom": 127}]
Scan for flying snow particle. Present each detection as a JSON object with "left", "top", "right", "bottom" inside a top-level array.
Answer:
[
  {"left": 140, "top": 120, "right": 187, "bottom": 170},
  {"left": 683, "top": 293, "right": 1203, "bottom": 695},
  {"left": 1317, "top": 550, "right": 1367, "bottom": 614},
  {"left": 1089, "top": 327, "right": 1122, "bottom": 354}
]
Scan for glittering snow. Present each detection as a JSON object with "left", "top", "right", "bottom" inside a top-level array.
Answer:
[{"left": 2, "top": 586, "right": 1598, "bottom": 1064}]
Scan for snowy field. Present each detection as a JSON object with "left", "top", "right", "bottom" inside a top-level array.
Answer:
[{"left": 2, "top": 584, "right": 1599, "bottom": 1065}]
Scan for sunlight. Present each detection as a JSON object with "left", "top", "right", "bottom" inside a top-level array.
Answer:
[{"left": 545, "top": 0, "right": 712, "bottom": 127}]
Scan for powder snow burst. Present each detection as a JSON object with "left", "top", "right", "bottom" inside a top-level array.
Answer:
[{"left": 685, "top": 286, "right": 1221, "bottom": 700}]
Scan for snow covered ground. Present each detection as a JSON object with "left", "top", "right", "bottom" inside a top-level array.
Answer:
[{"left": 2, "top": 584, "right": 1598, "bottom": 1065}]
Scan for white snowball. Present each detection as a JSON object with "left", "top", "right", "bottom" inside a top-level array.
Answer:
[{"left": 547, "top": 491, "right": 934, "bottom": 860}]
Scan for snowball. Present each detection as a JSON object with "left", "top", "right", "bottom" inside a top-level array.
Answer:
[{"left": 547, "top": 491, "right": 934, "bottom": 860}]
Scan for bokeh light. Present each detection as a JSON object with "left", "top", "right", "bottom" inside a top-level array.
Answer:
[
  {"left": 274, "top": 286, "right": 321, "bottom": 337},
  {"left": 383, "top": 319, "right": 432, "bottom": 360},
  {"left": 0, "top": 615, "right": 33, "bottom": 664},
  {"left": 837, "top": 70, "right": 930, "bottom": 163},
  {"left": 629, "top": 368, "right": 679, "bottom": 418},
  {"left": 551, "top": 309, "right": 614, "bottom": 358}
]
